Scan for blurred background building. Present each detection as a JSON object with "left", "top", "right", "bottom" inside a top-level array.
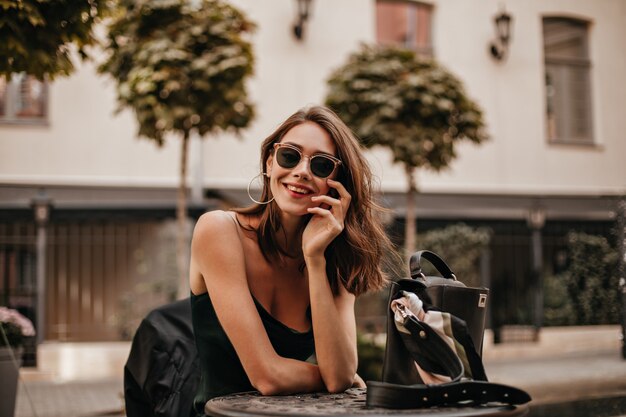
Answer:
[{"left": 1, "top": 0, "right": 624, "bottom": 354}]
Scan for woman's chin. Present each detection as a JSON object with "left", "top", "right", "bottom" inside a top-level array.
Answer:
[{"left": 275, "top": 199, "right": 312, "bottom": 218}]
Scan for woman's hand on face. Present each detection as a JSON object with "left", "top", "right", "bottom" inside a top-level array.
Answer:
[{"left": 302, "top": 179, "right": 351, "bottom": 259}]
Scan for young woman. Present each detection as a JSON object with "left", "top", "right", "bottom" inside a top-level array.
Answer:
[{"left": 189, "top": 105, "right": 397, "bottom": 415}]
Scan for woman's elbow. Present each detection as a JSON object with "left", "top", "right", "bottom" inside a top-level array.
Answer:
[
  {"left": 325, "top": 375, "right": 353, "bottom": 394},
  {"left": 251, "top": 374, "right": 282, "bottom": 396},
  {"left": 322, "top": 359, "right": 358, "bottom": 393}
]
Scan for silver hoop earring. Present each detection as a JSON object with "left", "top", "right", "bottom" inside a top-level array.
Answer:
[{"left": 247, "top": 173, "right": 274, "bottom": 205}]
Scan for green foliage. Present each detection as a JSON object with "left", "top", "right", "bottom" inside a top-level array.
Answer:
[
  {"left": 0, "top": 0, "right": 109, "bottom": 79},
  {"left": 543, "top": 272, "right": 576, "bottom": 326},
  {"left": 0, "top": 322, "right": 26, "bottom": 347},
  {"left": 357, "top": 334, "right": 384, "bottom": 382},
  {"left": 326, "top": 44, "right": 488, "bottom": 172},
  {"left": 559, "top": 232, "right": 620, "bottom": 325},
  {"left": 416, "top": 223, "right": 492, "bottom": 288},
  {"left": 98, "top": 0, "right": 255, "bottom": 144}
]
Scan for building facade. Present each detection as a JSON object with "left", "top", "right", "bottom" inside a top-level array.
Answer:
[{"left": 1, "top": 0, "right": 625, "bottom": 343}]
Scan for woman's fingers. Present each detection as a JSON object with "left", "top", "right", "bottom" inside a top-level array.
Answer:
[
  {"left": 312, "top": 179, "right": 351, "bottom": 220},
  {"left": 352, "top": 373, "right": 366, "bottom": 388},
  {"left": 311, "top": 195, "right": 344, "bottom": 223},
  {"left": 307, "top": 206, "right": 336, "bottom": 218},
  {"left": 311, "top": 194, "right": 340, "bottom": 207},
  {"left": 308, "top": 204, "right": 340, "bottom": 219},
  {"left": 327, "top": 179, "right": 351, "bottom": 209}
]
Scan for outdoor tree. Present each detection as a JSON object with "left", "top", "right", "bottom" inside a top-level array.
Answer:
[
  {"left": 0, "top": 0, "right": 109, "bottom": 79},
  {"left": 0, "top": 0, "right": 110, "bottom": 351},
  {"left": 99, "top": 0, "right": 255, "bottom": 296},
  {"left": 326, "top": 44, "right": 488, "bottom": 259}
]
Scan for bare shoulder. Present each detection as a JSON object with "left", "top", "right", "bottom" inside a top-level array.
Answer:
[
  {"left": 191, "top": 210, "right": 243, "bottom": 261},
  {"left": 194, "top": 210, "right": 237, "bottom": 236},
  {"left": 190, "top": 210, "right": 247, "bottom": 289}
]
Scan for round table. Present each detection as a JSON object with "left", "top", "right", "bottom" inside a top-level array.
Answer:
[{"left": 205, "top": 388, "right": 528, "bottom": 417}]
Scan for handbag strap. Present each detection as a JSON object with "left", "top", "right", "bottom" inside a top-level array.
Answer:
[
  {"left": 366, "top": 380, "right": 532, "bottom": 408},
  {"left": 400, "top": 310, "right": 465, "bottom": 382},
  {"left": 409, "top": 250, "right": 457, "bottom": 280}
]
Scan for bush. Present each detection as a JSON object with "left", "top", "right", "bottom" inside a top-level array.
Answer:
[
  {"left": 560, "top": 232, "right": 620, "bottom": 325},
  {"left": 357, "top": 334, "right": 385, "bottom": 382},
  {"left": 543, "top": 273, "right": 576, "bottom": 326},
  {"left": 415, "top": 223, "right": 492, "bottom": 288}
]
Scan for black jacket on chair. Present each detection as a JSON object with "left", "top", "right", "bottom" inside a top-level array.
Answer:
[{"left": 124, "top": 298, "right": 200, "bottom": 417}]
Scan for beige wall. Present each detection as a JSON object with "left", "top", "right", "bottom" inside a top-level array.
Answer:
[
  {"left": 403, "top": 0, "right": 626, "bottom": 196},
  {"left": 0, "top": 0, "right": 624, "bottom": 197},
  {"left": 0, "top": 57, "right": 181, "bottom": 188}
]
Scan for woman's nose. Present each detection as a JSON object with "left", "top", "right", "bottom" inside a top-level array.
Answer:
[{"left": 291, "top": 156, "right": 312, "bottom": 179}]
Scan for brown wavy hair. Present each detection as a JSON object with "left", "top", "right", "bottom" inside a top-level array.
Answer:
[{"left": 234, "top": 105, "right": 398, "bottom": 296}]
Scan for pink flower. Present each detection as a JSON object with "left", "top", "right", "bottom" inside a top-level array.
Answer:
[{"left": 0, "top": 307, "right": 36, "bottom": 347}]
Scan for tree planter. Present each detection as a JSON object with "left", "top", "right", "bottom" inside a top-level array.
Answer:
[{"left": 0, "top": 347, "right": 22, "bottom": 417}]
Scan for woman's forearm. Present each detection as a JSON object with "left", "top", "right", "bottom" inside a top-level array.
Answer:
[
  {"left": 305, "top": 255, "right": 358, "bottom": 392},
  {"left": 253, "top": 356, "right": 325, "bottom": 395}
]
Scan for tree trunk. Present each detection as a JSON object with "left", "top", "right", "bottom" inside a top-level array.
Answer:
[
  {"left": 404, "top": 166, "right": 417, "bottom": 261},
  {"left": 177, "top": 133, "right": 190, "bottom": 299}
]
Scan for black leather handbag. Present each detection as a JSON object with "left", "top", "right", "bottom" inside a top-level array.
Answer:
[
  {"left": 408, "top": 250, "right": 489, "bottom": 355},
  {"left": 366, "top": 250, "right": 531, "bottom": 408}
]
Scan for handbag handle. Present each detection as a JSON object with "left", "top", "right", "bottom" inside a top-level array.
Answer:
[{"left": 409, "top": 250, "right": 457, "bottom": 280}]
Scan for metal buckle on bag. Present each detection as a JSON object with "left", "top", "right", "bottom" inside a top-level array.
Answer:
[
  {"left": 478, "top": 294, "right": 487, "bottom": 308},
  {"left": 396, "top": 303, "right": 410, "bottom": 318}
]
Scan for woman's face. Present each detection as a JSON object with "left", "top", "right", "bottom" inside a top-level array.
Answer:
[{"left": 266, "top": 121, "right": 339, "bottom": 219}]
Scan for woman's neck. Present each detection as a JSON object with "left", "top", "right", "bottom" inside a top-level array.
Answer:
[{"left": 277, "top": 212, "right": 305, "bottom": 257}]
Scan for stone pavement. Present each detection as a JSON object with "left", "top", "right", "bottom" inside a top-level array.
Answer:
[
  {"left": 482, "top": 325, "right": 626, "bottom": 405},
  {"left": 12, "top": 325, "right": 626, "bottom": 417},
  {"left": 15, "top": 378, "right": 124, "bottom": 417},
  {"left": 15, "top": 342, "right": 128, "bottom": 417},
  {"left": 486, "top": 348, "right": 626, "bottom": 405}
]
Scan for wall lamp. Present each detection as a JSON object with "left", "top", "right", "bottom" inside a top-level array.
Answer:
[
  {"left": 32, "top": 190, "right": 51, "bottom": 226},
  {"left": 293, "top": 0, "right": 312, "bottom": 40},
  {"left": 489, "top": 9, "right": 513, "bottom": 61},
  {"left": 527, "top": 206, "right": 546, "bottom": 230}
]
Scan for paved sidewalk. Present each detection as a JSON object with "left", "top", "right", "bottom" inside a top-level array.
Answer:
[
  {"left": 16, "top": 342, "right": 128, "bottom": 417},
  {"left": 486, "top": 348, "right": 626, "bottom": 405},
  {"left": 12, "top": 325, "right": 626, "bottom": 417},
  {"left": 16, "top": 378, "right": 124, "bottom": 417},
  {"left": 482, "top": 325, "right": 626, "bottom": 405}
]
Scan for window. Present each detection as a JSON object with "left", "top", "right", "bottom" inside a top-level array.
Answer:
[
  {"left": 376, "top": 0, "right": 433, "bottom": 57},
  {"left": 543, "top": 17, "right": 593, "bottom": 144},
  {"left": 0, "top": 73, "right": 48, "bottom": 124}
]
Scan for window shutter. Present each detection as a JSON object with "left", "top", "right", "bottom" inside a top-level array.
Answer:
[
  {"left": 543, "top": 17, "right": 593, "bottom": 144},
  {"left": 376, "top": 1, "right": 433, "bottom": 57}
]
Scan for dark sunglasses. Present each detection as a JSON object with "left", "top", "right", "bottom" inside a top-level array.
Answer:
[{"left": 273, "top": 143, "right": 342, "bottom": 179}]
